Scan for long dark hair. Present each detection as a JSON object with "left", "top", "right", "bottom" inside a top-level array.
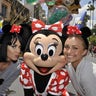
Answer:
[
  {"left": 0, "top": 23, "right": 32, "bottom": 62},
  {"left": 0, "top": 25, "right": 22, "bottom": 62}
]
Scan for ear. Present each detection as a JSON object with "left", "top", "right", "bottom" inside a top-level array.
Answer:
[{"left": 82, "top": 49, "right": 88, "bottom": 56}]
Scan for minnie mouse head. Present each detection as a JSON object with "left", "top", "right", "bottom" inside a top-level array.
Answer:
[{"left": 23, "top": 18, "right": 66, "bottom": 75}]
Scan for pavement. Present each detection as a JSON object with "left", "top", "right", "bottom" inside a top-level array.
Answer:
[{"left": 8, "top": 53, "right": 96, "bottom": 96}]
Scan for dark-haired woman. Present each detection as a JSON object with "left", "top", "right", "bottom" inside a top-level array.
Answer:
[
  {"left": 0, "top": 24, "right": 32, "bottom": 96},
  {"left": 63, "top": 26, "right": 96, "bottom": 96}
]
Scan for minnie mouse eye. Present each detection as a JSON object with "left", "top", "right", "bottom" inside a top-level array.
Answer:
[
  {"left": 35, "top": 44, "right": 43, "bottom": 56},
  {"left": 48, "top": 46, "right": 56, "bottom": 56}
]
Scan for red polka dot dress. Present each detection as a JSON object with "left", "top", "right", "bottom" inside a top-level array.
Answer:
[{"left": 20, "top": 62, "right": 70, "bottom": 96}]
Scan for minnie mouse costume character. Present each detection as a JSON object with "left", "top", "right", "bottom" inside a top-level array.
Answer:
[{"left": 20, "top": 18, "right": 70, "bottom": 96}]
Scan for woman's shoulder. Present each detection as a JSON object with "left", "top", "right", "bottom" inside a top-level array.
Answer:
[
  {"left": 83, "top": 56, "right": 96, "bottom": 76},
  {"left": 81, "top": 56, "right": 96, "bottom": 76},
  {"left": 85, "top": 55, "right": 96, "bottom": 63}
]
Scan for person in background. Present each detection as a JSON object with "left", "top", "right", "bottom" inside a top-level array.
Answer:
[
  {"left": 63, "top": 26, "right": 96, "bottom": 96},
  {"left": 0, "top": 16, "right": 3, "bottom": 36},
  {"left": 0, "top": 23, "right": 32, "bottom": 96}
]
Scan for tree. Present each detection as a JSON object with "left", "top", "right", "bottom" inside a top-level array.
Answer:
[
  {"left": 89, "top": 27, "right": 96, "bottom": 45},
  {"left": 84, "top": 14, "right": 90, "bottom": 26},
  {"left": 89, "top": 35, "right": 96, "bottom": 45}
]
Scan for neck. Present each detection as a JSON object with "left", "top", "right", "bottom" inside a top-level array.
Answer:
[
  {"left": 71, "top": 59, "right": 82, "bottom": 71},
  {"left": 0, "top": 62, "right": 11, "bottom": 71}
]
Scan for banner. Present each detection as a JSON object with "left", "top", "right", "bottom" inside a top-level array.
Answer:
[{"left": 75, "top": 11, "right": 87, "bottom": 29}]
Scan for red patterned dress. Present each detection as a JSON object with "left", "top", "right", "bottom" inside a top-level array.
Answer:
[{"left": 20, "top": 62, "right": 70, "bottom": 96}]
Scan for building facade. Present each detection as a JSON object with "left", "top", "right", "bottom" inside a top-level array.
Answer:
[{"left": 0, "top": 0, "right": 31, "bottom": 25}]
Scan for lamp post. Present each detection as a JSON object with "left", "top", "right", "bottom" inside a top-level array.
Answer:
[
  {"left": 92, "top": 0, "right": 95, "bottom": 27},
  {"left": 87, "top": 1, "right": 95, "bottom": 29}
]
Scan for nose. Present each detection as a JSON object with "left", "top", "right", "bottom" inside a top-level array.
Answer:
[
  {"left": 67, "top": 48, "right": 73, "bottom": 54},
  {"left": 41, "top": 54, "right": 48, "bottom": 61}
]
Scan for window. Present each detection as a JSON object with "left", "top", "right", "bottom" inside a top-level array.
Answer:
[
  {"left": 34, "top": 4, "right": 39, "bottom": 19},
  {"left": 1, "top": 4, "right": 7, "bottom": 18}
]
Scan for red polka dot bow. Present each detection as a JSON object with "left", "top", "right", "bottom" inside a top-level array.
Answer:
[
  {"left": 10, "top": 24, "right": 22, "bottom": 33},
  {"left": 32, "top": 18, "right": 63, "bottom": 36},
  {"left": 67, "top": 26, "right": 82, "bottom": 35}
]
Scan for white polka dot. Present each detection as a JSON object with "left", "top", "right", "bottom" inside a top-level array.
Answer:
[
  {"left": 59, "top": 84, "right": 64, "bottom": 90},
  {"left": 24, "top": 65, "right": 27, "bottom": 68},
  {"left": 52, "top": 27, "right": 58, "bottom": 31},
  {"left": 59, "top": 79, "right": 64, "bottom": 84},
  {"left": 60, "top": 71, "right": 65, "bottom": 76},
  {"left": 52, "top": 81, "right": 57, "bottom": 86},
  {"left": 26, "top": 72, "right": 29, "bottom": 76},
  {"left": 24, "top": 78, "right": 28, "bottom": 84},
  {"left": 35, "top": 23, "right": 42, "bottom": 28},
  {"left": 22, "top": 69, "right": 25, "bottom": 75},
  {"left": 51, "top": 86, "right": 57, "bottom": 91}
]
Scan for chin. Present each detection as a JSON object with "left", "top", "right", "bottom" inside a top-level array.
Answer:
[
  {"left": 67, "top": 58, "right": 73, "bottom": 62},
  {"left": 12, "top": 59, "right": 18, "bottom": 63}
]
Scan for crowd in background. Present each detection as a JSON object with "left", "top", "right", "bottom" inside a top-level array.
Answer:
[{"left": 89, "top": 43, "right": 96, "bottom": 57}]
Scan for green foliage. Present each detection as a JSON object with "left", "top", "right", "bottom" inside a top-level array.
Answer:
[
  {"left": 87, "top": 4, "right": 95, "bottom": 11},
  {"left": 91, "top": 28, "right": 96, "bottom": 34},
  {"left": 89, "top": 35, "right": 96, "bottom": 45}
]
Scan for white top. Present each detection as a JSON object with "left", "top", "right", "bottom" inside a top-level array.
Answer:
[{"left": 66, "top": 55, "right": 96, "bottom": 96}]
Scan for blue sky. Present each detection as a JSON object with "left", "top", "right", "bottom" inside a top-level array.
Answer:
[
  {"left": 80, "top": 0, "right": 91, "bottom": 6},
  {"left": 71, "top": 0, "right": 96, "bottom": 28}
]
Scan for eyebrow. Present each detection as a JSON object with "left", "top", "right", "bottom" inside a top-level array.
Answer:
[
  {"left": 52, "top": 38, "right": 59, "bottom": 43},
  {"left": 35, "top": 37, "right": 41, "bottom": 41}
]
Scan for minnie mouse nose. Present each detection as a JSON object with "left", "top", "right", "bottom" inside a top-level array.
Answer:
[{"left": 41, "top": 54, "right": 48, "bottom": 61}]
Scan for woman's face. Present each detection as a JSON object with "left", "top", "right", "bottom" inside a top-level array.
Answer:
[
  {"left": 7, "top": 39, "right": 21, "bottom": 62},
  {"left": 63, "top": 36, "right": 87, "bottom": 66}
]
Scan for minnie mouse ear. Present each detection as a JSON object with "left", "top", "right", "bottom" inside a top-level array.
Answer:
[
  {"left": 80, "top": 27, "right": 92, "bottom": 38},
  {"left": 2, "top": 24, "right": 12, "bottom": 34},
  {"left": 19, "top": 23, "right": 32, "bottom": 53},
  {"left": 62, "top": 25, "right": 69, "bottom": 42},
  {"left": 62, "top": 25, "right": 68, "bottom": 33}
]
